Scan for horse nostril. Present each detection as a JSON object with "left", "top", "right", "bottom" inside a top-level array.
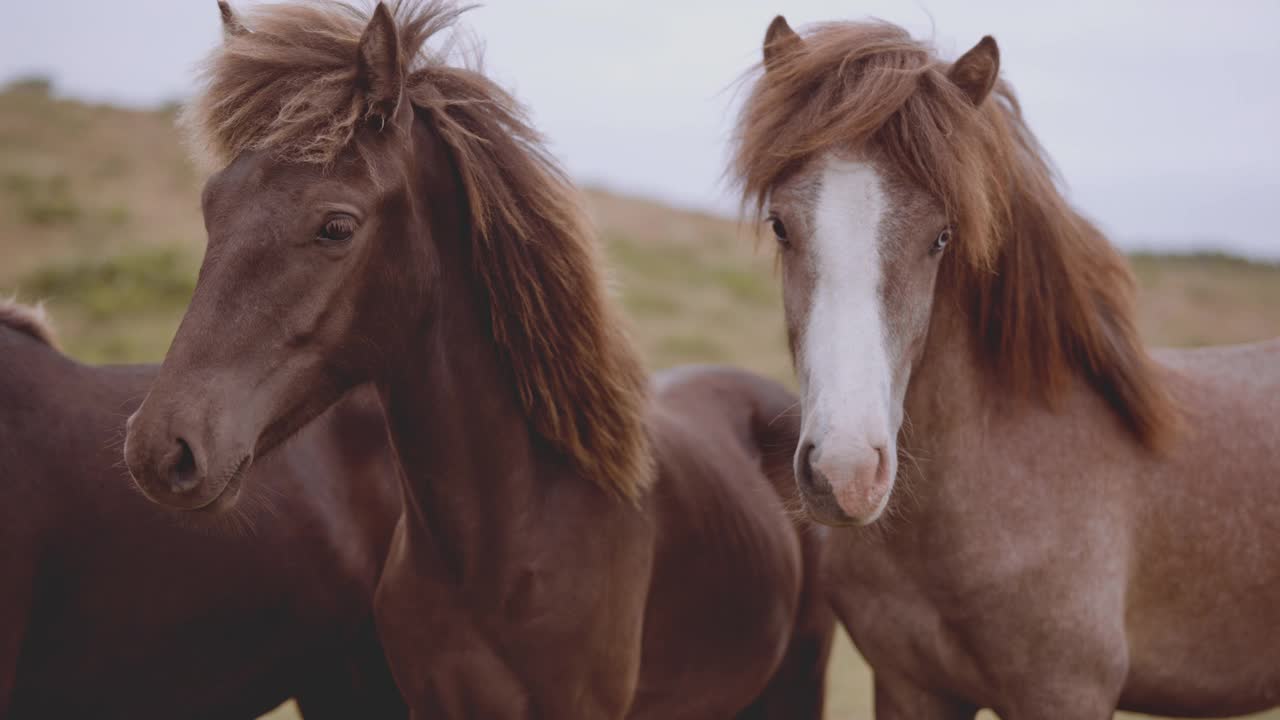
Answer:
[
  {"left": 873, "top": 446, "right": 891, "bottom": 482},
  {"left": 797, "top": 442, "right": 830, "bottom": 494},
  {"left": 169, "top": 438, "right": 200, "bottom": 494}
]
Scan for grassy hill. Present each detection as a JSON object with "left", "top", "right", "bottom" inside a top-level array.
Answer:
[{"left": 3, "top": 80, "right": 1279, "bottom": 720}]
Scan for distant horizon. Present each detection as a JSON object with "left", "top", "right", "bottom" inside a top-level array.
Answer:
[{"left": 4, "top": 0, "right": 1277, "bottom": 260}]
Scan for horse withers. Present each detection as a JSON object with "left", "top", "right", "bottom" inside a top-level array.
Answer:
[
  {"left": 734, "top": 16, "right": 1280, "bottom": 718},
  {"left": 122, "top": 2, "right": 831, "bottom": 718}
]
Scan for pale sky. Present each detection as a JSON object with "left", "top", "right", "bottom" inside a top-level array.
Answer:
[{"left": 4, "top": 1, "right": 1278, "bottom": 258}]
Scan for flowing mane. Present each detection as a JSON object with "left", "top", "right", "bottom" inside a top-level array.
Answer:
[
  {"left": 0, "top": 298, "right": 58, "bottom": 348},
  {"left": 182, "top": 0, "right": 653, "bottom": 499},
  {"left": 733, "top": 20, "right": 1177, "bottom": 448}
]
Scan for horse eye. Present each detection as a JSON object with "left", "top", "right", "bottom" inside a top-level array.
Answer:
[
  {"left": 317, "top": 215, "right": 356, "bottom": 245},
  {"left": 931, "top": 228, "right": 952, "bottom": 255},
  {"left": 767, "top": 213, "right": 789, "bottom": 247}
]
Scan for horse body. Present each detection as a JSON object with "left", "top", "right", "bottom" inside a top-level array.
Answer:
[
  {"left": 1123, "top": 340, "right": 1280, "bottom": 713},
  {"left": 735, "top": 16, "right": 1280, "bottom": 718},
  {"left": 0, "top": 322, "right": 404, "bottom": 719},
  {"left": 833, "top": 316, "right": 1280, "bottom": 717}
]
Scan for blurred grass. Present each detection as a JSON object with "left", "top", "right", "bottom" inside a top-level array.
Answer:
[
  {"left": 12, "top": 246, "right": 197, "bottom": 362},
  {"left": 2, "top": 81, "right": 1279, "bottom": 720}
]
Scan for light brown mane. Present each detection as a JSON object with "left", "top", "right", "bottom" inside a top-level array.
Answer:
[
  {"left": 733, "top": 20, "right": 1177, "bottom": 448},
  {"left": 0, "top": 298, "right": 58, "bottom": 349},
  {"left": 183, "top": 0, "right": 652, "bottom": 498}
]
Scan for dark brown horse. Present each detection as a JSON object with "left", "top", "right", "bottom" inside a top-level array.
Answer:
[
  {"left": 122, "top": 3, "right": 831, "bottom": 717},
  {"left": 735, "top": 16, "right": 1280, "bottom": 719},
  {"left": 0, "top": 300, "right": 404, "bottom": 719}
]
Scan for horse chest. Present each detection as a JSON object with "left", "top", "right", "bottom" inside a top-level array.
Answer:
[
  {"left": 826, "top": 520, "right": 1103, "bottom": 699},
  {"left": 830, "top": 554, "right": 987, "bottom": 697},
  {"left": 373, "top": 538, "right": 555, "bottom": 716}
]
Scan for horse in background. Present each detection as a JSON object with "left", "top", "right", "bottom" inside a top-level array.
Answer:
[
  {"left": 734, "top": 16, "right": 1280, "bottom": 718},
  {"left": 0, "top": 299, "right": 405, "bottom": 719},
  {"left": 121, "top": 4, "right": 832, "bottom": 717}
]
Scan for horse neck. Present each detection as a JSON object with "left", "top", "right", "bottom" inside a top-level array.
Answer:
[
  {"left": 377, "top": 305, "right": 555, "bottom": 574},
  {"left": 376, "top": 127, "right": 579, "bottom": 574}
]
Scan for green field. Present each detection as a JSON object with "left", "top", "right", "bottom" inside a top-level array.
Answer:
[{"left": 3, "top": 80, "right": 1279, "bottom": 719}]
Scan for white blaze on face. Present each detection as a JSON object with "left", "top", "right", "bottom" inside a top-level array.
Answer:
[{"left": 799, "top": 158, "right": 897, "bottom": 523}]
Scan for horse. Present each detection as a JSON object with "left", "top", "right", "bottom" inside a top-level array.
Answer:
[
  {"left": 0, "top": 299, "right": 406, "bottom": 719},
  {"left": 732, "top": 15, "right": 1280, "bottom": 719},
  {"left": 121, "top": 2, "right": 832, "bottom": 718}
]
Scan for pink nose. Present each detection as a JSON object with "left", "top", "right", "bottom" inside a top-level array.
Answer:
[{"left": 811, "top": 445, "right": 892, "bottom": 523}]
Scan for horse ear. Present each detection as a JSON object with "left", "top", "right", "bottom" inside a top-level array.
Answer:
[
  {"left": 947, "top": 36, "right": 1000, "bottom": 106},
  {"left": 357, "top": 3, "right": 404, "bottom": 129},
  {"left": 217, "top": 1, "right": 248, "bottom": 39},
  {"left": 763, "top": 16, "right": 802, "bottom": 72}
]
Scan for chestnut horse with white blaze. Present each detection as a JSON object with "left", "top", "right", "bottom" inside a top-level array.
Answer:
[
  {"left": 123, "top": 2, "right": 832, "bottom": 718},
  {"left": 734, "top": 15, "right": 1280, "bottom": 719}
]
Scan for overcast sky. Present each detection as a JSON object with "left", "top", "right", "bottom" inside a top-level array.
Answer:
[{"left": 4, "top": 1, "right": 1277, "bottom": 258}]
